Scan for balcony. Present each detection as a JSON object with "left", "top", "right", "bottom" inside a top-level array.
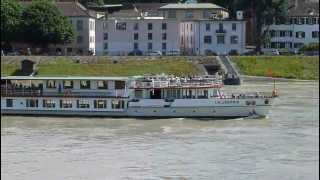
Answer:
[{"left": 216, "top": 29, "right": 226, "bottom": 34}]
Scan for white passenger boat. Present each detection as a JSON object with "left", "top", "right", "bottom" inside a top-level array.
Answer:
[{"left": 1, "top": 75, "right": 277, "bottom": 118}]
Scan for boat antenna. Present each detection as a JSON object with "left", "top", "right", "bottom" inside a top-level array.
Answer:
[{"left": 268, "top": 68, "right": 278, "bottom": 97}]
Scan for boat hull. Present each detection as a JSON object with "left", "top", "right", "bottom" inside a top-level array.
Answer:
[{"left": 2, "top": 105, "right": 271, "bottom": 118}]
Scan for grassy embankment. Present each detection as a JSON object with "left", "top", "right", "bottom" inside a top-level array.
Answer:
[
  {"left": 1, "top": 57, "right": 201, "bottom": 77},
  {"left": 232, "top": 56, "right": 319, "bottom": 80}
]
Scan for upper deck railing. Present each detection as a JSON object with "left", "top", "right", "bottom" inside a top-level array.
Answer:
[{"left": 130, "top": 75, "right": 223, "bottom": 89}]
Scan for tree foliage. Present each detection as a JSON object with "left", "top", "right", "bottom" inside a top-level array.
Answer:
[
  {"left": 21, "top": 0, "right": 75, "bottom": 46},
  {"left": 237, "top": 0, "right": 288, "bottom": 52},
  {"left": 1, "top": 0, "right": 23, "bottom": 42}
]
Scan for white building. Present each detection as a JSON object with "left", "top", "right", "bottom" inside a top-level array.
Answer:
[
  {"left": 262, "top": 0, "right": 319, "bottom": 52},
  {"left": 96, "top": 17, "right": 180, "bottom": 55},
  {"left": 180, "top": 19, "right": 246, "bottom": 55},
  {"left": 95, "top": 3, "right": 247, "bottom": 56}
]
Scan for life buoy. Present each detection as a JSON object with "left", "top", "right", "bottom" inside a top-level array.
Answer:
[{"left": 64, "top": 90, "right": 72, "bottom": 97}]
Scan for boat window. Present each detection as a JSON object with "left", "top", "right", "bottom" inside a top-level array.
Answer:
[
  {"left": 43, "top": 99, "right": 56, "bottom": 108},
  {"left": 60, "top": 99, "right": 72, "bottom": 108},
  {"left": 97, "top": 80, "right": 108, "bottom": 89},
  {"left": 63, "top": 80, "right": 73, "bottom": 89},
  {"left": 77, "top": 100, "right": 90, "bottom": 108},
  {"left": 6, "top": 99, "right": 13, "bottom": 107},
  {"left": 115, "top": 81, "right": 125, "bottom": 89},
  {"left": 94, "top": 100, "right": 107, "bottom": 109},
  {"left": 80, "top": 80, "right": 91, "bottom": 89},
  {"left": 112, "top": 100, "right": 125, "bottom": 109},
  {"left": 46, "top": 80, "right": 56, "bottom": 88},
  {"left": 26, "top": 99, "right": 38, "bottom": 108},
  {"left": 135, "top": 90, "right": 143, "bottom": 99}
]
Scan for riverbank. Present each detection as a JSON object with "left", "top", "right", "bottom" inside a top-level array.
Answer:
[
  {"left": 231, "top": 56, "right": 319, "bottom": 80},
  {"left": 1, "top": 57, "right": 201, "bottom": 76}
]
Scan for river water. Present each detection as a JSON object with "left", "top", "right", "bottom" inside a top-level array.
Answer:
[{"left": 1, "top": 80, "right": 319, "bottom": 180}]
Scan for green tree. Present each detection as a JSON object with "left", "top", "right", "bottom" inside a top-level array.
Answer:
[
  {"left": 21, "top": 0, "right": 75, "bottom": 47},
  {"left": 1, "top": 0, "right": 23, "bottom": 43},
  {"left": 237, "top": 0, "right": 288, "bottom": 52}
]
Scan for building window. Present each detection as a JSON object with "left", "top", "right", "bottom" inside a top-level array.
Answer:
[
  {"left": 306, "top": 18, "right": 311, "bottom": 24},
  {"left": 204, "top": 36, "right": 212, "bottom": 44},
  {"left": 148, "top": 42, "right": 153, "bottom": 50},
  {"left": 134, "top": 23, "right": 139, "bottom": 30},
  {"left": 288, "top": 31, "right": 293, "bottom": 37},
  {"left": 80, "top": 80, "right": 90, "bottom": 89},
  {"left": 232, "top": 23, "right": 237, "bottom": 31},
  {"left": 162, "top": 43, "right": 166, "bottom": 50},
  {"left": 312, "top": 18, "right": 317, "bottom": 24},
  {"left": 116, "top": 22, "right": 126, "bottom": 30},
  {"left": 94, "top": 100, "right": 107, "bottom": 109},
  {"left": 294, "top": 17, "right": 298, "bottom": 24},
  {"left": 97, "top": 80, "right": 108, "bottom": 89},
  {"left": 148, "top": 23, "right": 153, "bottom": 30},
  {"left": 77, "top": 100, "right": 90, "bottom": 108},
  {"left": 104, "top": 42, "right": 108, "bottom": 50},
  {"left": 77, "top": 36, "right": 83, "bottom": 44},
  {"left": 103, "top": 33, "right": 108, "bottom": 40},
  {"left": 168, "top": 10, "right": 176, "bottom": 18},
  {"left": 111, "top": 100, "right": 124, "bottom": 109},
  {"left": 148, "top": 33, "right": 152, "bottom": 40},
  {"left": 46, "top": 80, "right": 56, "bottom": 88},
  {"left": 205, "top": 23, "right": 210, "bottom": 31},
  {"left": 270, "top": 42, "right": 276, "bottom": 48},
  {"left": 67, "top": 48, "right": 72, "bottom": 53},
  {"left": 63, "top": 80, "right": 73, "bottom": 89},
  {"left": 6, "top": 99, "right": 13, "bottom": 107},
  {"left": 203, "top": 10, "right": 211, "bottom": 18},
  {"left": 230, "top": 36, "right": 238, "bottom": 44},
  {"left": 217, "top": 35, "right": 225, "bottom": 44},
  {"left": 134, "top": 42, "right": 139, "bottom": 50},
  {"left": 43, "top": 99, "right": 56, "bottom": 108},
  {"left": 162, "top": 23, "right": 167, "bottom": 30},
  {"left": 134, "top": 33, "right": 139, "bottom": 40},
  {"left": 299, "top": 17, "right": 305, "bottom": 24},
  {"left": 60, "top": 99, "right": 72, "bottom": 108},
  {"left": 103, "top": 22, "right": 108, "bottom": 29},
  {"left": 115, "top": 81, "right": 125, "bottom": 89},
  {"left": 162, "top": 33, "right": 167, "bottom": 40},
  {"left": 279, "top": 42, "right": 285, "bottom": 48},
  {"left": 76, "top": 20, "right": 83, "bottom": 31},
  {"left": 296, "top": 31, "right": 305, "bottom": 38},
  {"left": 312, "top": 31, "right": 319, "bottom": 38},
  {"left": 185, "top": 11, "right": 193, "bottom": 19},
  {"left": 280, "top": 31, "right": 286, "bottom": 37},
  {"left": 26, "top": 99, "right": 38, "bottom": 108}
]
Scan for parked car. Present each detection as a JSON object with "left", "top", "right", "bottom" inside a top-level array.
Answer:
[
  {"left": 6, "top": 51, "right": 20, "bottom": 56},
  {"left": 147, "top": 51, "right": 162, "bottom": 56},
  {"left": 263, "top": 49, "right": 280, "bottom": 55},
  {"left": 128, "top": 49, "right": 143, "bottom": 56},
  {"left": 168, "top": 50, "right": 181, "bottom": 56}
]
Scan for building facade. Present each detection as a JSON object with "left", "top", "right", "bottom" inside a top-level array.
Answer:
[
  {"left": 180, "top": 19, "right": 246, "bottom": 55},
  {"left": 95, "top": 3, "right": 246, "bottom": 56},
  {"left": 262, "top": 0, "right": 319, "bottom": 52}
]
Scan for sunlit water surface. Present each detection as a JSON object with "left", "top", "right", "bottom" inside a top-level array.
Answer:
[{"left": 1, "top": 81, "right": 319, "bottom": 180}]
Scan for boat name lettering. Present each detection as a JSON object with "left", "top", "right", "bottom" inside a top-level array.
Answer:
[{"left": 215, "top": 100, "right": 240, "bottom": 104}]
